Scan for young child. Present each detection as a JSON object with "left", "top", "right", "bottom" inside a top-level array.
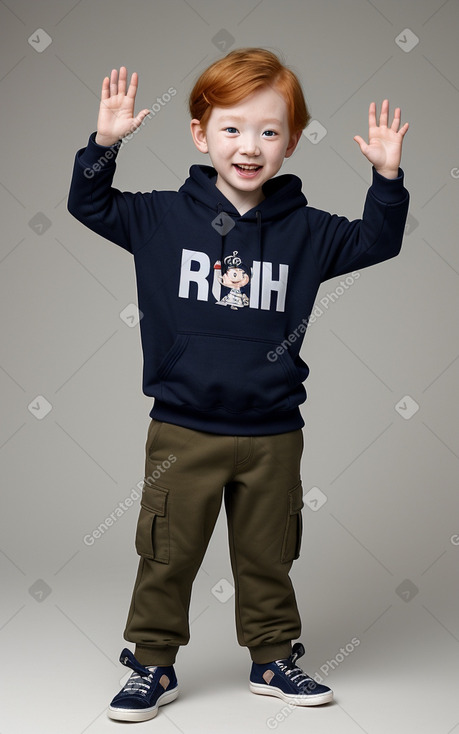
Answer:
[{"left": 67, "top": 48, "right": 409, "bottom": 722}]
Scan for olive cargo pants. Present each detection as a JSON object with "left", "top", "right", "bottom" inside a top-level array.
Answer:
[{"left": 124, "top": 419, "right": 304, "bottom": 665}]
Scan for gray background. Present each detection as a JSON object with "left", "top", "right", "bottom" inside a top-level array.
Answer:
[{"left": 1, "top": 1, "right": 458, "bottom": 732}]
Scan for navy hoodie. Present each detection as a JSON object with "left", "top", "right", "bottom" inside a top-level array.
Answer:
[{"left": 67, "top": 131, "right": 409, "bottom": 435}]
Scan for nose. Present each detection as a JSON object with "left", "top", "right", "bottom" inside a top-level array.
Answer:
[{"left": 238, "top": 134, "right": 260, "bottom": 157}]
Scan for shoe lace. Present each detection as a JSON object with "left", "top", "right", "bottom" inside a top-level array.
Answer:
[
  {"left": 122, "top": 667, "right": 156, "bottom": 697},
  {"left": 275, "top": 660, "right": 313, "bottom": 689}
]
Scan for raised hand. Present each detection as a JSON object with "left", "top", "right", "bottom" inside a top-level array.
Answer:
[
  {"left": 354, "top": 100, "right": 409, "bottom": 179},
  {"left": 95, "top": 66, "right": 151, "bottom": 147}
]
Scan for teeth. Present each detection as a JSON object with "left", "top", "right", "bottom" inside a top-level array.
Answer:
[{"left": 236, "top": 164, "right": 260, "bottom": 170}]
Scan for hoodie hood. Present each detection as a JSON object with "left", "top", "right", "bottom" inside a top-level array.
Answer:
[
  {"left": 179, "top": 164, "right": 308, "bottom": 220},
  {"left": 179, "top": 164, "right": 309, "bottom": 270}
]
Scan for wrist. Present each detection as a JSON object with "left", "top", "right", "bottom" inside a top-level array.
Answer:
[
  {"left": 374, "top": 166, "right": 399, "bottom": 180},
  {"left": 95, "top": 132, "right": 120, "bottom": 147}
]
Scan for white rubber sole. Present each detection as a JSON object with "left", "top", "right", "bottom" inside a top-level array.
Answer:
[
  {"left": 249, "top": 682, "right": 333, "bottom": 706},
  {"left": 107, "top": 685, "right": 179, "bottom": 722}
]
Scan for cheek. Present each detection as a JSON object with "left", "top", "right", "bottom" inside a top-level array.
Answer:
[
  {"left": 264, "top": 140, "right": 288, "bottom": 162},
  {"left": 210, "top": 135, "right": 231, "bottom": 152}
]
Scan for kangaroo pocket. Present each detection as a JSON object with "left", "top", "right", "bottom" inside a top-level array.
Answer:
[{"left": 156, "top": 331, "right": 306, "bottom": 414}]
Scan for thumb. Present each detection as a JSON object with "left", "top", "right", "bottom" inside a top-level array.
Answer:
[
  {"left": 353, "top": 135, "right": 368, "bottom": 154},
  {"left": 133, "top": 108, "right": 152, "bottom": 130}
]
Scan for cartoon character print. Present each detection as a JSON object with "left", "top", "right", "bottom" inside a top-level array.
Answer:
[{"left": 214, "top": 251, "right": 250, "bottom": 310}]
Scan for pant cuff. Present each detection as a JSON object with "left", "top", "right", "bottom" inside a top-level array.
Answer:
[
  {"left": 248, "top": 642, "right": 292, "bottom": 664},
  {"left": 134, "top": 644, "right": 179, "bottom": 666}
]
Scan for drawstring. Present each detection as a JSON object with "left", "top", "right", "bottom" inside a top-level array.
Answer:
[
  {"left": 256, "top": 210, "right": 263, "bottom": 269},
  {"left": 214, "top": 206, "right": 263, "bottom": 307},
  {"left": 217, "top": 202, "right": 225, "bottom": 267},
  {"left": 216, "top": 205, "right": 263, "bottom": 268}
]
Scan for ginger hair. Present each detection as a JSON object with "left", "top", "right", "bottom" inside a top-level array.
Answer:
[{"left": 189, "top": 47, "right": 310, "bottom": 135}]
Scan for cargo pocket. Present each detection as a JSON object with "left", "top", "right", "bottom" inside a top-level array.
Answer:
[
  {"left": 135, "top": 485, "right": 169, "bottom": 564},
  {"left": 281, "top": 482, "right": 304, "bottom": 563}
]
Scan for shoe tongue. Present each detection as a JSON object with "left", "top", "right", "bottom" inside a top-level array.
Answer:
[
  {"left": 290, "top": 643, "right": 305, "bottom": 666},
  {"left": 119, "top": 648, "right": 152, "bottom": 678}
]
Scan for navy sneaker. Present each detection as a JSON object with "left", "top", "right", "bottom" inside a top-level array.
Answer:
[
  {"left": 107, "top": 648, "right": 178, "bottom": 722},
  {"left": 249, "top": 643, "right": 333, "bottom": 706}
]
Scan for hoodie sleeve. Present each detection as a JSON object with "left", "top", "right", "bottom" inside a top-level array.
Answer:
[
  {"left": 67, "top": 131, "right": 174, "bottom": 254},
  {"left": 308, "top": 167, "right": 409, "bottom": 282}
]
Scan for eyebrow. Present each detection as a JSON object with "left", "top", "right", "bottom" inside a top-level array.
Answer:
[{"left": 216, "top": 114, "right": 283, "bottom": 125}]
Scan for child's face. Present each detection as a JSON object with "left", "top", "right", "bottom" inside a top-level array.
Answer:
[{"left": 191, "top": 86, "right": 301, "bottom": 214}]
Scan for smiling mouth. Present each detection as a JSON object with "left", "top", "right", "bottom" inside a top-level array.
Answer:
[
  {"left": 234, "top": 164, "right": 262, "bottom": 171},
  {"left": 233, "top": 163, "right": 263, "bottom": 177}
]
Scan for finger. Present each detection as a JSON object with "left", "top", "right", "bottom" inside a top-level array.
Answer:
[
  {"left": 390, "top": 107, "right": 401, "bottom": 131},
  {"left": 118, "top": 66, "right": 127, "bottom": 96},
  {"left": 368, "top": 101, "right": 377, "bottom": 129},
  {"left": 379, "top": 99, "right": 389, "bottom": 127},
  {"left": 353, "top": 135, "right": 368, "bottom": 153},
  {"left": 127, "top": 71, "right": 139, "bottom": 100},
  {"left": 101, "top": 75, "right": 110, "bottom": 101},
  {"left": 134, "top": 109, "right": 151, "bottom": 127},
  {"left": 110, "top": 68, "right": 118, "bottom": 97},
  {"left": 399, "top": 121, "right": 409, "bottom": 137}
]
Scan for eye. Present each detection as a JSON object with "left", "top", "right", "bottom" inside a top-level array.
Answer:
[
  {"left": 262, "top": 130, "right": 277, "bottom": 137},
  {"left": 225, "top": 127, "right": 238, "bottom": 134}
]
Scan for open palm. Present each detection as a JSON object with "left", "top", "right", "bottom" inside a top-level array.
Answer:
[
  {"left": 354, "top": 100, "right": 409, "bottom": 179},
  {"left": 96, "top": 66, "right": 150, "bottom": 146}
]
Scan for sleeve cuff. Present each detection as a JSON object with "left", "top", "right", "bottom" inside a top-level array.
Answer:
[
  {"left": 76, "top": 131, "right": 122, "bottom": 169},
  {"left": 370, "top": 166, "right": 407, "bottom": 204}
]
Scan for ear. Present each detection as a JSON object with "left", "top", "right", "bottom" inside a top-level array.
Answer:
[
  {"left": 190, "top": 119, "right": 208, "bottom": 153},
  {"left": 284, "top": 130, "right": 302, "bottom": 159}
]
